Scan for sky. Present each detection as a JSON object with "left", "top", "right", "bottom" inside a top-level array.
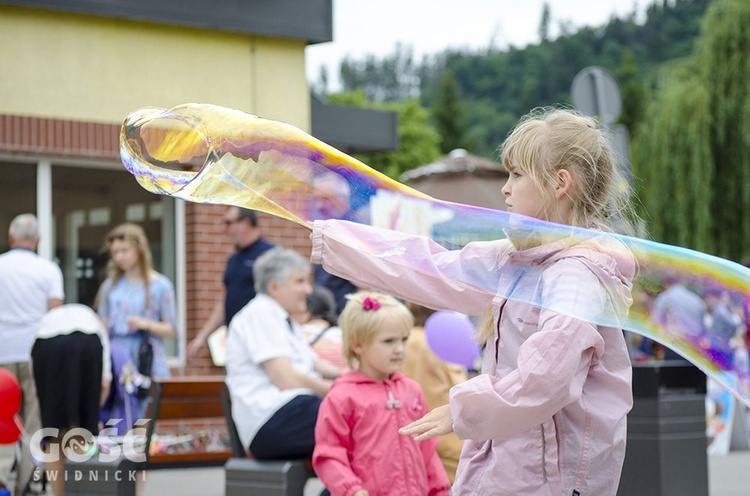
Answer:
[{"left": 306, "top": 0, "right": 646, "bottom": 88}]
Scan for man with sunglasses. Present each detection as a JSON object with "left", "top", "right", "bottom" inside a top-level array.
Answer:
[{"left": 187, "top": 207, "right": 275, "bottom": 360}]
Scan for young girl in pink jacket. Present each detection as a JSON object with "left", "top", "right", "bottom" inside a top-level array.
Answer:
[
  {"left": 311, "top": 108, "right": 637, "bottom": 495},
  {"left": 313, "top": 292, "right": 450, "bottom": 496}
]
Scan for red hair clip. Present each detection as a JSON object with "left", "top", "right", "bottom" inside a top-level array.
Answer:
[{"left": 362, "top": 296, "right": 381, "bottom": 311}]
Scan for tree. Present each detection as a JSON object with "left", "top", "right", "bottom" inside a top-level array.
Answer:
[
  {"left": 339, "top": 44, "right": 420, "bottom": 102},
  {"left": 359, "top": 99, "right": 441, "bottom": 179},
  {"left": 631, "top": 63, "right": 712, "bottom": 252},
  {"left": 432, "top": 69, "right": 472, "bottom": 154},
  {"left": 538, "top": 3, "right": 551, "bottom": 43},
  {"left": 632, "top": 0, "right": 750, "bottom": 259},
  {"left": 325, "top": 0, "right": 710, "bottom": 172},
  {"left": 617, "top": 49, "right": 645, "bottom": 134},
  {"left": 328, "top": 91, "right": 441, "bottom": 179},
  {"left": 311, "top": 65, "right": 329, "bottom": 96}
]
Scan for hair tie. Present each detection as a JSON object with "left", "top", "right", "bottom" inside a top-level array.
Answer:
[{"left": 362, "top": 296, "right": 380, "bottom": 311}]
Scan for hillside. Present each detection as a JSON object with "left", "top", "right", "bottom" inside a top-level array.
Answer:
[{"left": 327, "top": 0, "right": 711, "bottom": 156}]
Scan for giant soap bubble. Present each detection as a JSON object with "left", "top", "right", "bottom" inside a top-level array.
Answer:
[{"left": 120, "top": 103, "right": 750, "bottom": 406}]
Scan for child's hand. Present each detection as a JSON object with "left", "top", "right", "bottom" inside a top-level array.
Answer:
[
  {"left": 125, "top": 315, "right": 149, "bottom": 333},
  {"left": 353, "top": 491, "right": 369, "bottom": 496},
  {"left": 398, "top": 404, "right": 453, "bottom": 441}
]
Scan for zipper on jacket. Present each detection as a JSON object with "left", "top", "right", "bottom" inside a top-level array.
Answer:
[
  {"left": 494, "top": 301, "right": 505, "bottom": 362},
  {"left": 541, "top": 423, "right": 547, "bottom": 483}
]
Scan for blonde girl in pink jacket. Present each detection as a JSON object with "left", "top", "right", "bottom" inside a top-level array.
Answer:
[
  {"left": 313, "top": 292, "right": 450, "bottom": 496},
  {"left": 311, "top": 108, "right": 637, "bottom": 495}
]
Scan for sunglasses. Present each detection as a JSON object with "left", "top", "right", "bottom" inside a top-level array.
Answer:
[
  {"left": 107, "top": 233, "right": 126, "bottom": 242},
  {"left": 223, "top": 218, "right": 243, "bottom": 226}
]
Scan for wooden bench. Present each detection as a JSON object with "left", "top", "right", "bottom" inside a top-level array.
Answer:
[
  {"left": 65, "top": 376, "right": 228, "bottom": 495},
  {"left": 145, "top": 376, "right": 232, "bottom": 468},
  {"left": 140, "top": 376, "right": 316, "bottom": 495}
]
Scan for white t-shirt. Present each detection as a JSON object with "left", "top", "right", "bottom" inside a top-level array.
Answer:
[
  {"left": 0, "top": 248, "right": 65, "bottom": 363},
  {"left": 36, "top": 304, "right": 112, "bottom": 382},
  {"left": 225, "top": 293, "right": 320, "bottom": 449}
]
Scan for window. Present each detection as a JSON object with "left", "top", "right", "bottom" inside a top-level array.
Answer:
[
  {"left": 51, "top": 165, "right": 182, "bottom": 362},
  {"left": 0, "top": 162, "right": 37, "bottom": 252},
  {"left": 0, "top": 160, "right": 183, "bottom": 365}
]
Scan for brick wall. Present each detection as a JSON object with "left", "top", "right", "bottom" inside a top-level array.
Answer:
[
  {"left": 0, "top": 114, "right": 120, "bottom": 159},
  {"left": 0, "top": 113, "right": 313, "bottom": 375},
  {"left": 183, "top": 202, "right": 312, "bottom": 375}
]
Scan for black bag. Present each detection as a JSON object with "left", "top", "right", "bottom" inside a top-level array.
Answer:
[{"left": 136, "top": 330, "right": 154, "bottom": 399}]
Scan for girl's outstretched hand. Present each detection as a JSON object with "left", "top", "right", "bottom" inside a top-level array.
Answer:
[{"left": 399, "top": 404, "right": 453, "bottom": 441}]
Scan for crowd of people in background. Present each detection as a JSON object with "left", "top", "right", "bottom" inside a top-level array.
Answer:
[
  {"left": 0, "top": 206, "right": 463, "bottom": 496},
  {"left": 632, "top": 274, "right": 750, "bottom": 386},
  {"left": 0, "top": 214, "right": 179, "bottom": 496},
  {"left": 2, "top": 109, "right": 750, "bottom": 495}
]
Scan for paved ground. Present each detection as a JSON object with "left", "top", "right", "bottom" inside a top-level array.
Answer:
[
  {"left": 707, "top": 452, "right": 750, "bottom": 496},
  {"left": 140, "top": 452, "right": 750, "bottom": 496}
]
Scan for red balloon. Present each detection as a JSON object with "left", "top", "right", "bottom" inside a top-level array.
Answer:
[
  {"left": 0, "top": 414, "right": 21, "bottom": 444},
  {"left": 0, "top": 368, "right": 21, "bottom": 418},
  {"left": 0, "top": 369, "right": 22, "bottom": 444}
]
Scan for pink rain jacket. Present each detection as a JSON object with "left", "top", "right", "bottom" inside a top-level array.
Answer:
[
  {"left": 311, "top": 220, "right": 636, "bottom": 496},
  {"left": 313, "top": 371, "right": 450, "bottom": 496}
]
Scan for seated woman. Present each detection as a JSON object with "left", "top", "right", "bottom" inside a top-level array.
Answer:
[{"left": 298, "top": 285, "right": 348, "bottom": 371}]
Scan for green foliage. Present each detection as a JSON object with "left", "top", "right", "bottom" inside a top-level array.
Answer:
[
  {"left": 328, "top": 92, "right": 441, "bottom": 179},
  {"left": 632, "top": 62, "right": 713, "bottom": 252},
  {"left": 358, "top": 99, "right": 441, "bottom": 180},
  {"left": 335, "top": 0, "right": 709, "bottom": 156},
  {"left": 327, "top": 1, "right": 726, "bottom": 243},
  {"left": 327, "top": 90, "right": 369, "bottom": 107},
  {"left": 632, "top": 0, "right": 750, "bottom": 259},
  {"left": 699, "top": 0, "right": 750, "bottom": 258},
  {"left": 538, "top": 3, "right": 551, "bottom": 43},
  {"left": 338, "top": 44, "right": 421, "bottom": 102},
  {"left": 432, "top": 69, "right": 472, "bottom": 154},
  {"left": 617, "top": 49, "right": 645, "bottom": 134}
]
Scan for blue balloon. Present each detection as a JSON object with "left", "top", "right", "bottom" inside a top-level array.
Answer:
[{"left": 424, "top": 311, "right": 481, "bottom": 368}]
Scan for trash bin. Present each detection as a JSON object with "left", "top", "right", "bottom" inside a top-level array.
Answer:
[{"left": 618, "top": 361, "right": 708, "bottom": 496}]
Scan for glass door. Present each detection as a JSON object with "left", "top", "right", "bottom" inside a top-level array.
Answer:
[{"left": 51, "top": 165, "right": 179, "bottom": 359}]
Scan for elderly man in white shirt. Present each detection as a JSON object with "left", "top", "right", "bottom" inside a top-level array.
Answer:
[
  {"left": 0, "top": 214, "right": 64, "bottom": 495},
  {"left": 225, "top": 247, "right": 341, "bottom": 459}
]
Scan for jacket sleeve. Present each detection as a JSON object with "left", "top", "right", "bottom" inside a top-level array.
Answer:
[
  {"left": 450, "top": 258, "right": 608, "bottom": 440},
  {"left": 417, "top": 390, "right": 451, "bottom": 496},
  {"left": 313, "top": 393, "right": 364, "bottom": 496},
  {"left": 311, "top": 220, "right": 510, "bottom": 316}
]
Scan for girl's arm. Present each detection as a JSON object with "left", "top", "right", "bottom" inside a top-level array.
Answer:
[
  {"left": 313, "top": 394, "right": 366, "bottom": 496},
  {"left": 126, "top": 316, "right": 176, "bottom": 338},
  {"left": 451, "top": 258, "right": 612, "bottom": 440},
  {"left": 312, "top": 220, "right": 508, "bottom": 316},
  {"left": 133, "top": 274, "right": 178, "bottom": 338}
]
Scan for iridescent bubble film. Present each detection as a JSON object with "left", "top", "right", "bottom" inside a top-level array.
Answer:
[{"left": 120, "top": 103, "right": 750, "bottom": 406}]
